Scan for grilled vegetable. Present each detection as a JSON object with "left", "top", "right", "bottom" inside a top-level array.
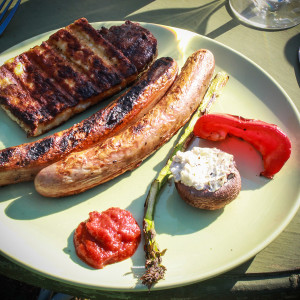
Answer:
[
  {"left": 141, "top": 71, "right": 229, "bottom": 289},
  {"left": 193, "top": 113, "right": 292, "bottom": 178}
]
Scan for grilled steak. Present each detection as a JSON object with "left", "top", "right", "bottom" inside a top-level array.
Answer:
[
  {"left": 99, "top": 20, "right": 158, "bottom": 73},
  {"left": 0, "top": 18, "right": 157, "bottom": 137}
]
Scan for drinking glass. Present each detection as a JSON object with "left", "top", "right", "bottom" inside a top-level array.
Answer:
[{"left": 229, "top": 0, "right": 300, "bottom": 30}]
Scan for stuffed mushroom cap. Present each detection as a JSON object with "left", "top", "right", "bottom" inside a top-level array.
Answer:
[{"left": 171, "top": 147, "right": 241, "bottom": 210}]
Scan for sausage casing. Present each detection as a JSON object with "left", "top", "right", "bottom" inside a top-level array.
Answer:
[
  {"left": 0, "top": 57, "right": 178, "bottom": 186},
  {"left": 35, "top": 49, "right": 215, "bottom": 197}
]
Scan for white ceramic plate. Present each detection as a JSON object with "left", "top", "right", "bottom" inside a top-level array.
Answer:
[{"left": 0, "top": 22, "right": 299, "bottom": 292}]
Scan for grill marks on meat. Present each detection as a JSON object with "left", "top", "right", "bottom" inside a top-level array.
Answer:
[
  {"left": 48, "top": 21, "right": 134, "bottom": 90},
  {"left": 105, "top": 57, "right": 174, "bottom": 128},
  {"left": 34, "top": 50, "right": 215, "bottom": 197},
  {"left": 26, "top": 138, "right": 54, "bottom": 162},
  {"left": 27, "top": 42, "right": 100, "bottom": 101},
  {"left": 0, "top": 148, "right": 15, "bottom": 164},
  {"left": 3, "top": 54, "right": 74, "bottom": 122},
  {"left": 0, "top": 18, "right": 155, "bottom": 137},
  {"left": 99, "top": 20, "right": 158, "bottom": 73},
  {"left": 0, "top": 57, "right": 178, "bottom": 186}
]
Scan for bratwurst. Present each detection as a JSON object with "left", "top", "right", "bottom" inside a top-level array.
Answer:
[
  {"left": 35, "top": 49, "right": 215, "bottom": 197},
  {"left": 0, "top": 57, "right": 178, "bottom": 186}
]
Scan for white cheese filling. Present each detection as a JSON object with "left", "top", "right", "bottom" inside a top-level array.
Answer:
[{"left": 170, "top": 147, "right": 234, "bottom": 192}]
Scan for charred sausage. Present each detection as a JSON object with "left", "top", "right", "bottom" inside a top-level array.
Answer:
[
  {"left": 35, "top": 49, "right": 215, "bottom": 197},
  {"left": 0, "top": 57, "right": 178, "bottom": 186}
]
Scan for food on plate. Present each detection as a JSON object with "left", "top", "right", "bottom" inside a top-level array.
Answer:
[
  {"left": 0, "top": 57, "right": 177, "bottom": 186},
  {"left": 98, "top": 20, "right": 158, "bottom": 73},
  {"left": 0, "top": 18, "right": 158, "bottom": 137},
  {"left": 141, "top": 72, "right": 229, "bottom": 289},
  {"left": 74, "top": 207, "right": 141, "bottom": 269},
  {"left": 193, "top": 113, "right": 292, "bottom": 178},
  {"left": 171, "top": 147, "right": 241, "bottom": 210},
  {"left": 34, "top": 49, "right": 215, "bottom": 197}
]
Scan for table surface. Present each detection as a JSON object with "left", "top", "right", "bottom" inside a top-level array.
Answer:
[{"left": 0, "top": 0, "right": 299, "bottom": 298}]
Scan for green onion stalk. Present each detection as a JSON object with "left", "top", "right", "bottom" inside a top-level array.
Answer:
[{"left": 140, "top": 72, "right": 229, "bottom": 290}]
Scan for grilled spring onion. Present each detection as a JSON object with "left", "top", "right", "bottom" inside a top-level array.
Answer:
[{"left": 141, "top": 71, "right": 229, "bottom": 290}]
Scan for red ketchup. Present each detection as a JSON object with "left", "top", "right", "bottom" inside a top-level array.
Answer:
[{"left": 74, "top": 207, "right": 141, "bottom": 269}]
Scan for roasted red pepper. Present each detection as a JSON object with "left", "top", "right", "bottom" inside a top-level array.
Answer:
[{"left": 193, "top": 113, "right": 291, "bottom": 178}]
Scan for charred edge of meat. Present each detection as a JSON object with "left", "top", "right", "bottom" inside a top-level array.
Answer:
[
  {"left": 75, "top": 82, "right": 98, "bottom": 99},
  {"left": 0, "top": 67, "right": 40, "bottom": 129},
  {"left": 105, "top": 83, "right": 145, "bottom": 127},
  {"left": 1, "top": 102, "right": 37, "bottom": 129},
  {"left": 0, "top": 148, "right": 15, "bottom": 165},
  {"left": 105, "top": 57, "right": 174, "bottom": 128},
  {"left": 57, "top": 81, "right": 147, "bottom": 151},
  {"left": 58, "top": 129, "right": 84, "bottom": 153},
  {"left": 146, "top": 57, "right": 174, "bottom": 81},
  {"left": 25, "top": 138, "right": 54, "bottom": 162}
]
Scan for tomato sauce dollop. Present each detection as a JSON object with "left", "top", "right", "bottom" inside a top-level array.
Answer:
[{"left": 74, "top": 207, "right": 141, "bottom": 269}]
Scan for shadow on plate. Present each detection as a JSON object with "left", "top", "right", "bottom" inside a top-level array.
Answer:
[
  {"left": 2, "top": 170, "right": 132, "bottom": 220},
  {"left": 63, "top": 229, "right": 96, "bottom": 271}
]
